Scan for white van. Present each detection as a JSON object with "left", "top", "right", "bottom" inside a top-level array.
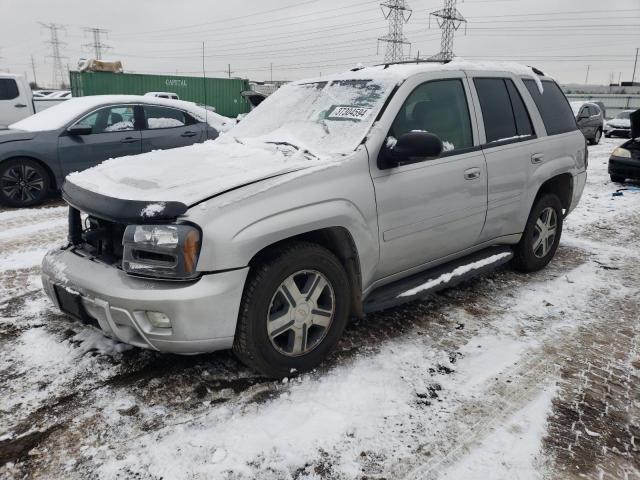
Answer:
[
  {"left": 0, "top": 74, "right": 35, "bottom": 127},
  {"left": 144, "top": 92, "right": 179, "bottom": 100}
]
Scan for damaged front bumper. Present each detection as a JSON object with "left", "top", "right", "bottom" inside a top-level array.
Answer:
[{"left": 41, "top": 247, "right": 248, "bottom": 354}]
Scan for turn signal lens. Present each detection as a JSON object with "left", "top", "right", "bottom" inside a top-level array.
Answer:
[{"left": 182, "top": 229, "right": 201, "bottom": 274}]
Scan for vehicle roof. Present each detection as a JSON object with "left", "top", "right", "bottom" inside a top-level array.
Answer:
[
  {"left": 0, "top": 73, "right": 25, "bottom": 79},
  {"left": 9, "top": 94, "right": 231, "bottom": 132},
  {"left": 294, "top": 59, "right": 548, "bottom": 90}
]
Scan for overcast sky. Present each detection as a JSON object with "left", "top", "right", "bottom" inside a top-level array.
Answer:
[{"left": 1, "top": 0, "right": 638, "bottom": 88}]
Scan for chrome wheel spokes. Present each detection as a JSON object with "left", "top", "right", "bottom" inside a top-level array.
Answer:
[
  {"left": 532, "top": 207, "right": 557, "bottom": 258},
  {"left": 267, "top": 270, "right": 335, "bottom": 357}
]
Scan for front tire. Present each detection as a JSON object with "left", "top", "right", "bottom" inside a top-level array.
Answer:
[
  {"left": 512, "top": 194, "right": 563, "bottom": 272},
  {"left": 233, "top": 242, "right": 351, "bottom": 378},
  {"left": 0, "top": 158, "right": 50, "bottom": 208}
]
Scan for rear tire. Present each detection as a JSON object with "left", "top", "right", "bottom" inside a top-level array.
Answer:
[
  {"left": 512, "top": 194, "right": 563, "bottom": 273},
  {"left": 0, "top": 158, "right": 50, "bottom": 208},
  {"left": 233, "top": 241, "right": 351, "bottom": 378},
  {"left": 610, "top": 174, "right": 626, "bottom": 183},
  {"left": 589, "top": 129, "right": 602, "bottom": 145}
]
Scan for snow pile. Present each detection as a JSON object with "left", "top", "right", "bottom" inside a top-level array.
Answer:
[
  {"left": 140, "top": 202, "right": 166, "bottom": 217},
  {"left": 147, "top": 117, "right": 184, "bottom": 129}
]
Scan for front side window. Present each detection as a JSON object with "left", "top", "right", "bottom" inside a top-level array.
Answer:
[
  {"left": 523, "top": 79, "right": 577, "bottom": 136},
  {"left": 390, "top": 79, "right": 473, "bottom": 152},
  {"left": 0, "top": 79, "right": 19, "bottom": 101},
  {"left": 143, "top": 106, "right": 188, "bottom": 129},
  {"left": 75, "top": 105, "right": 136, "bottom": 134}
]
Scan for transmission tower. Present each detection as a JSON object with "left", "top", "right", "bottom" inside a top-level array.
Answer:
[
  {"left": 40, "top": 22, "right": 68, "bottom": 88},
  {"left": 83, "top": 27, "right": 111, "bottom": 60},
  {"left": 429, "top": 0, "right": 467, "bottom": 61},
  {"left": 377, "top": 0, "right": 412, "bottom": 62}
]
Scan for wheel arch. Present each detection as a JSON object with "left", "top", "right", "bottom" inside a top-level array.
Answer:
[
  {"left": 533, "top": 173, "right": 573, "bottom": 215},
  {"left": 248, "top": 226, "right": 364, "bottom": 319}
]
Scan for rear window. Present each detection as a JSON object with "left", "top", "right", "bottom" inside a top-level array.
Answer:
[
  {"left": 523, "top": 80, "right": 577, "bottom": 136},
  {"left": 0, "top": 79, "right": 19, "bottom": 100}
]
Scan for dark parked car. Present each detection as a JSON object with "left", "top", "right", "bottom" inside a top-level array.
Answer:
[
  {"left": 609, "top": 109, "right": 640, "bottom": 183},
  {"left": 570, "top": 101, "right": 604, "bottom": 145},
  {"left": 0, "top": 95, "right": 231, "bottom": 207}
]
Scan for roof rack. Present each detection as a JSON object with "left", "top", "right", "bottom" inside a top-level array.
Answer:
[
  {"left": 373, "top": 58, "right": 452, "bottom": 69},
  {"left": 530, "top": 66, "right": 546, "bottom": 76}
]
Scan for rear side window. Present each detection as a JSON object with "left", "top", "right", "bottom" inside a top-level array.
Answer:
[
  {"left": 523, "top": 80, "right": 577, "bottom": 136},
  {"left": 0, "top": 79, "right": 19, "bottom": 100},
  {"left": 144, "top": 106, "right": 191, "bottom": 129},
  {"left": 474, "top": 78, "right": 533, "bottom": 143}
]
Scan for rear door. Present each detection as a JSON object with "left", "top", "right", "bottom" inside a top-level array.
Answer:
[
  {"left": 0, "top": 77, "right": 32, "bottom": 126},
  {"left": 468, "top": 75, "right": 538, "bottom": 242},
  {"left": 58, "top": 104, "right": 142, "bottom": 176},
  {"left": 140, "top": 105, "right": 205, "bottom": 153}
]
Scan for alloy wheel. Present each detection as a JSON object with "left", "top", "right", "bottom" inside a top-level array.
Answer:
[
  {"left": 267, "top": 269, "right": 335, "bottom": 357},
  {"left": 1, "top": 163, "right": 45, "bottom": 203},
  {"left": 532, "top": 207, "right": 557, "bottom": 258}
]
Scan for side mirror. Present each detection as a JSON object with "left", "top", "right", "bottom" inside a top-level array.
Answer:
[
  {"left": 385, "top": 131, "right": 444, "bottom": 167},
  {"left": 67, "top": 124, "right": 92, "bottom": 136}
]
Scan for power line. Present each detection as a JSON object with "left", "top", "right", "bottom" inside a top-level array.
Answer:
[
  {"left": 39, "top": 22, "right": 68, "bottom": 88},
  {"left": 83, "top": 27, "right": 111, "bottom": 60},
  {"left": 377, "top": 0, "right": 412, "bottom": 62},
  {"left": 429, "top": 0, "right": 467, "bottom": 60}
]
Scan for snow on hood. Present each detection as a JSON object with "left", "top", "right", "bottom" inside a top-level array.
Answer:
[
  {"left": 9, "top": 95, "right": 233, "bottom": 132},
  {"left": 66, "top": 136, "right": 335, "bottom": 206}
]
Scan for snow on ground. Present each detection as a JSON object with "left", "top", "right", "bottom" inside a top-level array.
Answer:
[{"left": 1, "top": 137, "right": 639, "bottom": 479}]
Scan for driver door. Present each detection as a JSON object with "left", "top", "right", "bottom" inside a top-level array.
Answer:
[
  {"left": 371, "top": 76, "right": 488, "bottom": 279},
  {"left": 58, "top": 104, "right": 142, "bottom": 176}
]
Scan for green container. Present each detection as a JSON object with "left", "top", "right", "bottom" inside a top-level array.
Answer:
[{"left": 70, "top": 71, "right": 250, "bottom": 118}]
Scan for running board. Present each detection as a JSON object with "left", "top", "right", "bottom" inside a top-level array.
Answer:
[{"left": 363, "top": 246, "right": 514, "bottom": 313}]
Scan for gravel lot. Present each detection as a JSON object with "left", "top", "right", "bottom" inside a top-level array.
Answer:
[{"left": 0, "top": 137, "right": 638, "bottom": 479}]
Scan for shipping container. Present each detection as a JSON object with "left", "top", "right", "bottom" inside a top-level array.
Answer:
[{"left": 70, "top": 71, "right": 251, "bottom": 118}]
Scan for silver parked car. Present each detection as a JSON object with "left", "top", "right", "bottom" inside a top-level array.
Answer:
[
  {"left": 42, "top": 61, "right": 587, "bottom": 377},
  {"left": 0, "top": 95, "right": 231, "bottom": 207},
  {"left": 570, "top": 101, "right": 604, "bottom": 145}
]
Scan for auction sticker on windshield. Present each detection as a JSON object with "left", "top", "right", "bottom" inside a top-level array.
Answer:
[{"left": 327, "top": 105, "right": 373, "bottom": 121}]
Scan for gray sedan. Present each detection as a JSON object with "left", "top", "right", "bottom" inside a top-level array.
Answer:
[{"left": 0, "top": 95, "right": 229, "bottom": 207}]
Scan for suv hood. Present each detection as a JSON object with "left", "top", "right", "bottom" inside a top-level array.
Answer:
[
  {"left": 65, "top": 137, "right": 332, "bottom": 210},
  {"left": 607, "top": 118, "right": 631, "bottom": 128},
  {"left": 0, "top": 129, "right": 38, "bottom": 144}
]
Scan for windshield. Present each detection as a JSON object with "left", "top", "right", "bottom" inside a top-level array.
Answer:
[
  {"left": 229, "top": 78, "right": 398, "bottom": 156},
  {"left": 616, "top": 111, "right": 631, "bottom": 120}
]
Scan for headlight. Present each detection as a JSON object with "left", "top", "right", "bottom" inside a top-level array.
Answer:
[
  {"left": 612, "top": 147, "right": 631, "bottom": 159},
  {"left": 122, "top": 224, "right": 201, "bottom": 280}
]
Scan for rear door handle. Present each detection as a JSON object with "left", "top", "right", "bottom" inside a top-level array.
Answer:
[
  {"left": 120, "top": 137, "right": 139, "bottom": 144},
  {"left": 464, "top": 167, "right": 481, "bottom": 180},
  {"left": 181, "top": 131, "right": 197, "bottom": 137},
  {"left": 14, "top": 103, "right": 27, "bottom": 108},
  {"left": 531, "top": 153, "right": 544, "bottom": 164}
]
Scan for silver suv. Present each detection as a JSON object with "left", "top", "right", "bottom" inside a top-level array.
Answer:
[{"left": 42, "top": 61, "right": 587, "bottom": 377}]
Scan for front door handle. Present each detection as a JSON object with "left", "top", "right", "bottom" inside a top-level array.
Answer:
[
  {"left": 531, "top": 153, "right": 545, "bottom": 164},
  {"left": 181, "top": 131, "right": 197, "bottom": 137},
  {"left": 464, "top": 167, "right": 481, "bottom": 180},
  {"left": 120, "top": 137, "right": 139, "bottom": 144},
  {"left": 14, "top": 103, "right": 27, "bottom": 108}
]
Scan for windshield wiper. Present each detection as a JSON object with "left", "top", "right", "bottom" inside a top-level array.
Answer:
[{"left": 265, "top": 141, "right": 318, "bottom": 159}]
